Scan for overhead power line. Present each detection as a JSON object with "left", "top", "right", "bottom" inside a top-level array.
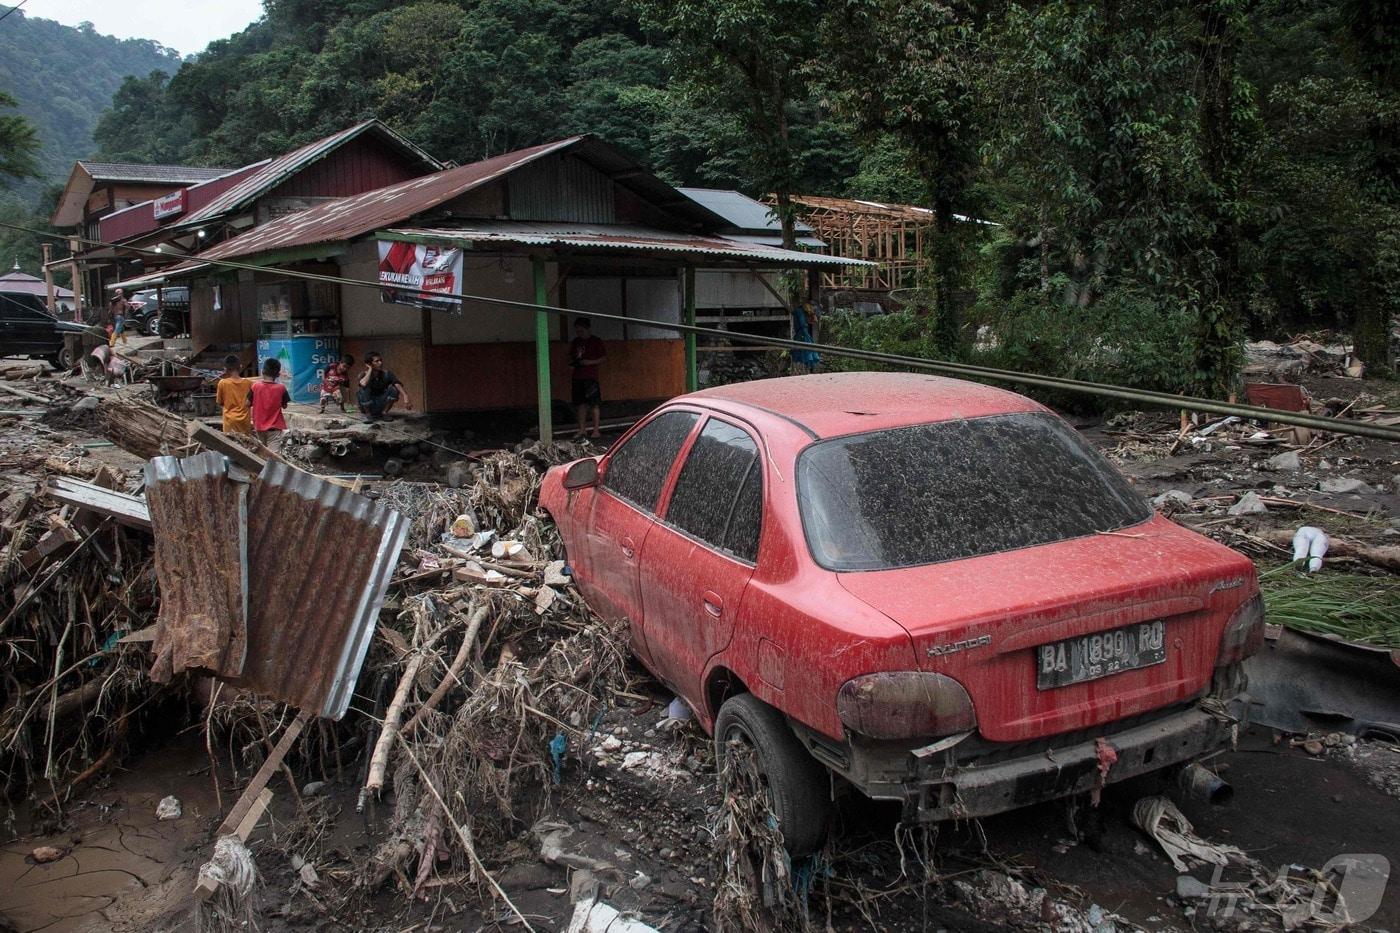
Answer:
[{"left": 6, "top": 217, "right": 1400, "bottom": 443}]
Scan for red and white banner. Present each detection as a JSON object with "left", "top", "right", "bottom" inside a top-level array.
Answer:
[{"left": 377, "top": 240, "right": 464, "bottom": 313}]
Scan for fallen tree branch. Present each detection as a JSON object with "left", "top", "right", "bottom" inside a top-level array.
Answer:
[
  {"left": 402, "top": 603, "right": 489, "bottom": 736},
  {"left": 398, "top": 740, "right": 536, "bottom": 932}
]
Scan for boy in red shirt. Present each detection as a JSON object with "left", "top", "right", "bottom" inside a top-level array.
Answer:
[{"left": 248, "top": 357, "right": 291, "bottom": 446}]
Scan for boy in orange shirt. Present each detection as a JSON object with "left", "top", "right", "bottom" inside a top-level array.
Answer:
[{"left": 214, "top": 355, "right": 253, "bottom": 435}]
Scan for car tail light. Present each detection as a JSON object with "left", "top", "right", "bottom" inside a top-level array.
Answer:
[
  {"left": 837, "top": 672, "right": 977, "bottom": 740},
  {"left": 1216, "top": 594, "right": 1265, "bottom": 666}
]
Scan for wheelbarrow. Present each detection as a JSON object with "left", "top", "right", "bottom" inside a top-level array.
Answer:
[{"left": 151, "top": 374, "right": 209, "bottom": 413}]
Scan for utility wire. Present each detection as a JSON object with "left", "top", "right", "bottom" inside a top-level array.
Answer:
[
  {"left": 0, "top": 0, "right": 29, "bottom": 27},
  {"left": 5, "top": 217, "right": 1400, "bottom": 443}
]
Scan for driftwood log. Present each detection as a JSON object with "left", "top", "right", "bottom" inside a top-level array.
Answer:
[{"left": 101, "top": 397, "right": 193, "bottom": 460}]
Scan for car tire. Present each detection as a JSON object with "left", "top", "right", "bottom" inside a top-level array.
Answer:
[
  {"left": 714, "top": 693, "right": 831, "bottom": 857},
  {"left": 47, "top": 346, "right": 72, "bottom": 371},
  {"left": 144, "top": 313, "right": 162, "bottom": 336}
]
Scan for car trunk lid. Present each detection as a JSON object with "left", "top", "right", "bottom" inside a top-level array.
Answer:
[{"left": 836, "top": 516, "right": 1255, "bottom": 742}]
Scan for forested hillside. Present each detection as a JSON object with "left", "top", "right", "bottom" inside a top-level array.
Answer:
[
  {"left": 0, "top": 13, "right": 181, "bottom": 197},
  {"left": 71, "top": 0, "right": 1400, "bottom": 392}
]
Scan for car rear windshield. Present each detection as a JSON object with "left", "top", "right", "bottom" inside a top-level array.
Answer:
[{"left": 796, "top": 412, "right": 1151, "bottom": 571}]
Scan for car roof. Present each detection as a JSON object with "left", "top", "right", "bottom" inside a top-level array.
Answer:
[{"left": 688, "top": 372, "right": 1044, "bottom": 438}]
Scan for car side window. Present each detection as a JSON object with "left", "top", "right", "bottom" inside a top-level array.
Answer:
[
  {"left": 665, "top": 418, "right": 762, "bottom": 562},
  {"left": 601, "top": 410, "right": 698, "bottom": 512}
]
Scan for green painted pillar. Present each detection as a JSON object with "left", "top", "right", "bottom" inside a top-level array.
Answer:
[
  {"left": 534, "top": 256, "right": 552, "bottom": 444},
  {"left": 684, "top": 265, "right": 697, "bottom": 393}
]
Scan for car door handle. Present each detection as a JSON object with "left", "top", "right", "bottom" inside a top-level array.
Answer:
[
  {"left": 620, "top": 536, "right": 636, "bottom": 560},
  {"left": 702, "top": 591, "right": 724, "bottom": 617}
]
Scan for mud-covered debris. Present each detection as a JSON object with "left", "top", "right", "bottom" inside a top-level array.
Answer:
[{"left": 156, "top": 795, "right": 182, "bottom": 820}]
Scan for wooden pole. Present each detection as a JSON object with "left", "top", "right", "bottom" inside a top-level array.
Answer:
[
  {"left": 684, "top": 265, "right": 697, "bottom": 393},
  {"left": 533, "top": 256, "right": 552, "bottom": 444},
  {"left": 67, "top": 237, "right": 83, "bottom": 323},
  {"left": 40, "top": 243, "right": 55, "bottom": 313}
]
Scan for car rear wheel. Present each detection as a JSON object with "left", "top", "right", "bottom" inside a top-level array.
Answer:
[
  {"left": 714, "top": 693, "right": 831, "bottom": 857},
  {"left": 143, "top": 313, "right": 162, "bottom": 336},
  {"left": 47, "top": 345, "right": 72, "bottom": 371}
]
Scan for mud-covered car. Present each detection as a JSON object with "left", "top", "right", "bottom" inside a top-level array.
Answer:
[{"left": 539, "top": 372, "right": 1262, "bottom": 854}]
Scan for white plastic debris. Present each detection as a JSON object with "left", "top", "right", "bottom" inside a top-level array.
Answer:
[
  {"left": 197, "top": 835, "right": 257, "bottom": 897},
  {"left": 567, "top": 897, "right": 661, "bottom": 933},
  {"left": 1291, "top": 526, "right": 1329, "bottom": 572},
  {"left": 1131, "top": 796, "right": 1246, "bottom": 871},
  {"left": 155, "top": 795, "right": 182, "bottom": 821}
]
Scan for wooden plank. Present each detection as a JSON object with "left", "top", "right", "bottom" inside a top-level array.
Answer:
[
  {"left": 46, "top": 478, "right": 151, "bottom": 530},
  {"left": 19, "top": 524, "right": 82, "bottom": 572},
  {"left": 185, "top": 420, "right": 267, "bottom": 474},
  {"left": 196, "top": 788, "right": 274, "bottom": 902},
  {"left": 0, "top": 382, "right": 52, "bottom": 405},
  {"left": 214, "top": 710, "right": 309, "bottom": 837}
]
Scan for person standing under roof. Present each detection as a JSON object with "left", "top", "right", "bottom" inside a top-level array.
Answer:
[{"left": 570, "top": 318, "right": 606, "bottom": 439}]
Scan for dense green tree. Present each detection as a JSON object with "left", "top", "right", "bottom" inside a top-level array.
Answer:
[
  {"left": 634, "top": 0, "right": 829, "bottom": 249},
  {"left": 816, "top": 0, "right": 986, "bottom": 355},
  {"left": 0, "top": 92, "right": 41, "bottom": 186}
]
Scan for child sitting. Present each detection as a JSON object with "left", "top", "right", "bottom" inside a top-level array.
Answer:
[{"left": 319, "top": 353, "right": 353, "bottom": 413}]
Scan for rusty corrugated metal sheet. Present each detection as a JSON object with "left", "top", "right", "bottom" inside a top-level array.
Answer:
[
  {"left": 385, "top": 222, "right": 874, "bottom": 267},
  {"left": 144, "top": 452, "right": 249, "bottom": 682},
  {"left": 172, "top": 120, "right": 444, "bottom": 230},
  {"left": 236, "top": 461, "right": 407, "bottom": 720}
]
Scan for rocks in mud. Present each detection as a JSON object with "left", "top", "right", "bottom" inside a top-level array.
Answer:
[
  {"left": 155, "top": 795, "right": 182, "bottom": 820},
  {"left": 1228, "top": 492, "right": 1268, "bottom": 515},
  {"left": 1264, "top": 450, "right": 1302, "bottom": 472},
  {"left": 1152, "top": 490, "right": 1194, "bottom": 509},
  {"left": 30, "top": 845, "right": 65, "bottom": 863},
  {"left": 1320, "top": 476, "right": 1371, "bottom": 495}
]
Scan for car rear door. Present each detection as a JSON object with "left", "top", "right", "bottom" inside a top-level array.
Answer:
[
  {"left": 0, "top": 293, "right": 52, "bottom": 355},
  {"left": 639, "top": 416, "right": 763, "bottom": 707},
  {"left": 584, "top": 410, "right": 700, "bottom": 666}
]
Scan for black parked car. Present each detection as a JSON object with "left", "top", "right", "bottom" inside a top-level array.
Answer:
[
  {"left": 0, "top": 291, "right": 75, "bottom": 369},
  {"left": 131, "top": 287, "right": 191, "bottom": 338}
]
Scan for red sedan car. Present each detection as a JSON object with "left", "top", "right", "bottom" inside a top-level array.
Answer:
[{"left": 539, "top": 373, "right": 1262, "bottom": 854}]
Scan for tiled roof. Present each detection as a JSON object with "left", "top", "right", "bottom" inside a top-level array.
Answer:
[{"left": 77, "top": 161, "right": 235, "bottom": 185}]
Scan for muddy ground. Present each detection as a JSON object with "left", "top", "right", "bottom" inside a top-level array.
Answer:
[{"left": 1, "top": 363, "right": 1398, "bottom": 932}]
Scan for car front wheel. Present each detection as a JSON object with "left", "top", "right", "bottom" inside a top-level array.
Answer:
[{"left": 714, "top": 693, "right": 831, "bottom": 857}]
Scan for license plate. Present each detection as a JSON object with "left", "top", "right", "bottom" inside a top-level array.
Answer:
[{"left": 1036, "top": 619, "right": 1167, "bottom": 689}]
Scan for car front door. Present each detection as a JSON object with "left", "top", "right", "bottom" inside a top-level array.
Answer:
[
  {"left": 585, "top": 410, "right": 700, "bottom": 666},
  {"left": 639, "top": 416, "right": 764, "bottom": 707}
]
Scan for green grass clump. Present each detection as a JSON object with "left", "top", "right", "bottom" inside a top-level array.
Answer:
[{"left": 1260, "top": 566, "right": 1400, "bottom": 649}]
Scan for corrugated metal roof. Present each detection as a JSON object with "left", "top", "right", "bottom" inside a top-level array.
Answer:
[
  {"left": 172, "top": 135, "right": 733, "bottom": 267},
  {"left": 143, "top": 452, "right": 250, "bottom": 683},
  {"left": 181, "top": 137, "right": 582, "bottom": 264},
  {"left": 679, "top": 188, "right": 814, "bottom": 235},
  {"left": 385, "top": 221, "right": 874, "bottom": 267},
  {"left": 722, "top": 232, "right": 828, "bottom": 250},
  {"left": 110, "top": 264, "right": 211, "bottom": 290},
  {"left": 77, "top": 161, "right": 235, "bottom": 184},
  {"left": 236, "top": 461, "right": 407, "bottom": 720},
  {"left": 173, "top": 120, "right": 445, "bottom": 229}
]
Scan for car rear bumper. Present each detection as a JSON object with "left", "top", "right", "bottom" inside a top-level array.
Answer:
[{"left": 797, "top": 697, "right": 1243, "bottom": 822}]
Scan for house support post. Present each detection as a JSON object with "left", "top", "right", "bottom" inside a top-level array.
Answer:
[
  {"left": 684, "top": 265, "right": 697, "bottom": 393},
  {"left": 533, "top": 256, "right": 552, "bottom": 444}
]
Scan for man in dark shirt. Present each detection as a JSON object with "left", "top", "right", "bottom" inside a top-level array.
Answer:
[
  {"left": 569, "top": 318, "right": 606, "bottom": 439},
  {"left": 357, "top": 351, "right": 412, "bottom": 421}
]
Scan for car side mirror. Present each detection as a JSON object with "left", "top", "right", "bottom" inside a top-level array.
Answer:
[{"left": 563, "top": 457, "right": 600, "bottom": 490}]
